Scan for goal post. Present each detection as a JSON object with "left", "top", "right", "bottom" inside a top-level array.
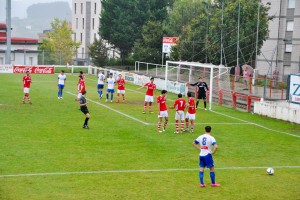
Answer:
[{"left": 165, "top": 61, "right": 230, "bottom": 110}]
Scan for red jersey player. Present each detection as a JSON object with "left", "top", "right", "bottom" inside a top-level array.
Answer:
[
  {"left": 116, "top": 74, "right": 126, "bottom": 103},
  {"left": 136, "top": 77, "right": 156, "bottom": 114},
  {"left": 22, "top": 70, "right": 32, "bottom": 104},
  {"left": 157, "top": 90, "right": 168, "bottom": 133},
  {"left": 185, "top": 91, "right": 196, "bottom": 133},
  {"left": 77, "top": 75, "right": 86, "bottom": 102},
  {"left": 170, "top": 93, "right": 186, "bottom": 133}
]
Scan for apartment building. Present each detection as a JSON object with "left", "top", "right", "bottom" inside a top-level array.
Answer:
[
  {"left": 72, "top": 0, "right": 101, "bottom": 65},
  {"left": 257, "top": 0, "right": 300, "bottom": 81}
]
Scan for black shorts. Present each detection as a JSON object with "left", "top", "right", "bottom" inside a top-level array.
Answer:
[
  {"left": 197, "top": 93, "right": 206, "bottom": 100},
  {"left": 81, "top": 106, "right": 89, "bottom": 114}
]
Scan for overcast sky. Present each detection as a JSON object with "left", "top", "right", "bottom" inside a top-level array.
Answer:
[{"left": 0, "top": 0, "right": 72, "bottom": 22}]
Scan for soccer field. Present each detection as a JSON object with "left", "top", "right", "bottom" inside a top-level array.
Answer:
[{"left": 0, "top": 73, "right": 299, "bottom": 200}]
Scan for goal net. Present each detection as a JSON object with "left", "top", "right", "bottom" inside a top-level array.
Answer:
[{"left": 164, "top": 61, "right": 231, "bottom": 110}]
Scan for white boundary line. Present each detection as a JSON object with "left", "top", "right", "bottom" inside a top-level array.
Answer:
[
  {"left": 211, "top": 110, "right": 300, "bottom": 138},
  {"left": 1, "top": 166, "right": 299, "bottom": 178},
  {"left": 147, "top": 122, "right": 250, "bottom": 126},
  {"left": 66, "top": 91, "right": 150, "bottom": 125}
]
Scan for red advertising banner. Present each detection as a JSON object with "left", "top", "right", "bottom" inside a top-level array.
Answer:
[
  {"left": 13, "top": 65, "right": 54, "bottom": 74},
  {"left": 162, "top": 37, "right": 179, "bottom": 44},
  {"left": 162, "top": 37, "right": 179, "bottom": 53}
]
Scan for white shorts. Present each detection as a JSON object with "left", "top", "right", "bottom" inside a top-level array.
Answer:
[
  {"left": 145, "top": 95, "right": 154, "bottom": 103},
  {"left": 23, "top": 88, "right": 30, "bottom": 93},
  {"left": 175, "top": 111, "right": 185, "bottom": 120},
  {"left": 77, "top": 93, "right": 82, "bottom": 99},
  {"left": 117, "top": 90, "right": 125, "bottom": 94},
  {"left": 185, "top": 112, "right": 196, "bottom": 120},
  {"left": 158, "top": 110, "right": 168, "bottom": 118}
]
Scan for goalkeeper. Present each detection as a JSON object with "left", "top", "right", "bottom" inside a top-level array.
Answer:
[{"left": 187, "top": 78, "right": 209, "bottom": 110}]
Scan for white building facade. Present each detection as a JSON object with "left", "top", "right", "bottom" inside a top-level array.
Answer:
[
  {"left": 257, "top": 0, "right": 300, "bottom": 81},
  {"left": 72, "top": 0, "right": 101, "bottom": 65},
  {"left": 0, "top": 23, "right": 39, "bottom": 65}
]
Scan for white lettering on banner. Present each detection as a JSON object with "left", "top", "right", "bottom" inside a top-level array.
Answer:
[
  {"left": 13, "top": 66, "right": 54, "bottom": 74},
  {"left": 34, "top": 67, "right": 53, "bottom": 74},
  {"left": 162, "top": 37, "right": 179, "bottom": 44},
  {"left": 13, "top": 66, "right": 33, "bottom": 73}
]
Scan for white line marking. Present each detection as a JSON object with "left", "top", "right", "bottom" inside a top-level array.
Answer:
[
  {"left": 211, "top": 110, "right": 300, "bottom": 138},
  {"left": 147, "top": 122, "right": 251, "bottom": 126},
  {"left": 1, "top": 166, "right": 299, "bottom": 178},
  {"left": 66, "top": 91, "right": 150, "bottom": 125}
]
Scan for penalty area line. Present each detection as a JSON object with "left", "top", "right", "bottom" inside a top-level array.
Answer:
[
  {"left": 211, "top": 110, "right": 300, "bottom": 138},
  {"left": 1, "top": 166, "right": 299, "bottom": 178},
  {"left": 147, "top": 122, "right": 251, "bottom": 126},
  {"left": 66, "top": 91, "right": 150, "bottom": 126}
]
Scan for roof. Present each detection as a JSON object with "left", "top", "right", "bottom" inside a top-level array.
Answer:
[
  {"left": 0, "top": 23, "right": 6, "bottom": 29},
  {"left": 0, "top": 37, "right": 39, "bottom": 44}
]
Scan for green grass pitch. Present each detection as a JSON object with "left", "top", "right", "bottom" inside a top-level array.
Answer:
[{"left": 0, "top": 73, "right": 299, "bottom": 200}]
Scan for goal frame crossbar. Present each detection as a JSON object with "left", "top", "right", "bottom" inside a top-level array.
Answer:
[{"left": 165, "top": 61, "right": 228, "bottom": 110}]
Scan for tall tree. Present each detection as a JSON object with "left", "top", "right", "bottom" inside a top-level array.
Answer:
[
  {"left": 100, "top": 0, "right": 172, "bottom": 63},
  {"left": 133, "top": 21, "right": 164, "bottom": 63},
  {"left": 88, "top": 38, "right": 109, "bottom": 67},
  {"left": 167, "top": 0, "right": 271, "bottom": 67},
  {"left": 39, "top": 18, "right": 80, "bottom": 65}
]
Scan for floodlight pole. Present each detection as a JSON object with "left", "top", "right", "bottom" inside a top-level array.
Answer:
[
  {"left": 5, "top": 0, "right": 12, "bottom": 64},
  {"left": 255, "top": 0, "right": 260, "bottom": 69},
  {"left": 220, "top": 1, "right": 224, "bottom": 66},
  {"left": 209, "top": 64, "right": 213, "bottom": 110},
  {"left": 165, "top": 61, "right": 169, "bottom": 90},
  {"left": 237, "top": 1, "right": 240, "bottom": 67}
]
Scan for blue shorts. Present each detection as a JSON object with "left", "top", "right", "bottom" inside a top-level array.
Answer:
[
  {"left": 107, "top": 89, "right": 114, "bottom": 93},
  {"left": 58, "top": 84, "right": 65, "bottom": 89},
  {"left": 97, "top": 84, "right": 104, "bottom": 89},
  {"left": 199, "top": 154, "right": 214, "bottom": 168}
]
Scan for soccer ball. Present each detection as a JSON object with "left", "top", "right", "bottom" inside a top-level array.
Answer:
[{"left": 266, "top": 167, "right": 274, "bottom": 175}]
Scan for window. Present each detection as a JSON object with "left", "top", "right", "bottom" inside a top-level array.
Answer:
[
  {"left": 92, "top": 18, "right": 95, "bottom": 30},
  {"left": 81, "top": 3, "right": 83, "bottom": 14},
  {"left": 76, "top": 18, "right": 78, "bottom": 29},
  {"left": 74, "top": 3, "right": 77, "bottom": 14},
  {"left": 94, "top": 33, "right": 96, "bottom": 40},
  {"left": 0, "top": 57, "right": 3, "bottom": 64},
  {"left": 82, "top": 18, "right": 84, "bottom": 29},
  {"left": 288, "top": 0, "right": 295, "bottom": 8},
  {"left": 94, "top": 3, "right": 97, "bottom": 14},
  {"left": 285, "top": 44, "right": 293, "bottom": 52},
  {"left": 80, "top": 33, "right": 83, "bottom": 43},
  {"left": 82, "top": 47, "right": 84, "bottom": 58},
  {"left": 29, "top": 57, "right": 33, "bottom": 65},
  {"left": 287, "top": 21, "right": 294, "bottom": 31},
  {"left": 283, "top": 66, "right": 291, "bottom": 75},
  {"left": 74, "top": 33, "right": 76, "bottom": 41}
]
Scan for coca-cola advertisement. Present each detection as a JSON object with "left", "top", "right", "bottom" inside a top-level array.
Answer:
[{"left": 13, "top": 65, "right": 54, "bottom": 74}]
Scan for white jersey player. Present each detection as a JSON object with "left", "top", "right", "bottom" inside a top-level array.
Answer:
[
  {"left": 97, "top": 71, "right": 105, "bottom": 98},
  {"left": 57, "top": 70, "right": 66, "bottom": 99},
  {"left": 193, "top": 126, "right": 220, "bottom": 187},
  {"left": 105, "top": 73, "right": 116, "bottom": 102}
]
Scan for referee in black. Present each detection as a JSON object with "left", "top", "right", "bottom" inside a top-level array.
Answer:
[
  {"left": 80, "top": 91, "right": 90, "bottom": 129},
  {"left": 187, "top": 78, "right": 209, "bottom": 110}
]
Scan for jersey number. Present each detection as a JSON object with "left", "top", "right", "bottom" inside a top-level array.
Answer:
[
  {"left": 179, "top": 100, "right": 184, "bottom": 107},
  {"left": 202, "top": 137, "right": 207, "bottom": 145}
]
